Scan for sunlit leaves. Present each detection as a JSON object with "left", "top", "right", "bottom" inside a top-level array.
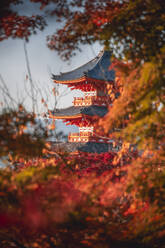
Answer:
[
  {"left": 102, "top": 59, "right": 165, "bottom": 149},
  {"left": 0, "top": 0, "right": 164, "bottom": 61},
  {"left": 0, "top": 161, "right": 129, "bottom": 247},
  {"left": 46, "top": 0, "right": 165, "bottom": 60},
  {"left": 0, "top": 0, "right": 46, "bottom": 41},
  {"left": 0, "top": 1, "right": 165, "bottom": 247}
]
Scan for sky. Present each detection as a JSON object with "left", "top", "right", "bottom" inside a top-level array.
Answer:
[{"left": 0, "top": 1, "right": 102, "bottom": 114}]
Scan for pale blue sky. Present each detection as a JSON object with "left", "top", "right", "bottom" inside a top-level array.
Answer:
[{"left": 0, "top": 1, "right": 102, "bottom": 113}]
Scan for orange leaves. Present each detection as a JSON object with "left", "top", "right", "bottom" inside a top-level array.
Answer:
[
  {"left": 45, "top": 142, "right": 51, "bottom": 149},
  {"left": 88, "top": 2, "right": 124, "bottom": 28},
  {"left": 52, "top": 87, "right": 56, "bottom": 96},
  {"left": 101, "top": 60, "right": 139, "bottom": 134},
  {"left": 85, "top": 216, "right": 93, "bottom": 222},
  {"left": 52, "top": 87, "right": 59, "bottom": 96},
  {"left": 0, "top": 150, "right": 164, "bottom": 247},
  {"left": 46, "top": 0, "right": 126, "bottom": 59},
  {"left": 41, "top": 98, "right": 45, "bottom": 104},
  {"left": 92, "top": 17, "right": 108, "bottom": 27},
  {"left": 42, "top": 148, "right": 47, "bottom": 155},
  {"left": 26, "top": 183, "right": 39, "bottom": 190},
  {"left": 123, "top": 203, "right": 137, "bottom": 216},
  {"left": 150, "top": 214, "right": 162, "bottom": 223},
  {"left": 18, "top": 104, "right": 24, "bottom": 112},
  {"left": 18, "top": 124, "right": 27, "bottom": 135},
  {"left": 1, "top": 0, "right": 47, "bottom": 41},
  {"left": 80, "top": 240, "right": 92, "bottom": 246},
  {"left": 47, "top": 121, "right": 55, "bottom": 130},
  {"left": 157, "top": 229, "right": 165, "bottom": 238},
  {"left": 0, "top": 192, "right": 6, "bottom": 196},
  {"left": 41, "top": 98, "right": 48, "bottom": 109}
]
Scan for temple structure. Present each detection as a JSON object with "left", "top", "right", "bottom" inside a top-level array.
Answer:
[{"left": 49, "top": 50, "right": 116, "bottom": 153}]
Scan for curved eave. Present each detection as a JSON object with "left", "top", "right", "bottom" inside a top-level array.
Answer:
[
  {"left": 53, "top": 76, "right": 86, "bottom": 84},
  {"left": 53, "top": 76, "right": 113, "bottom": 85},
  {"left": 49, "top": 113, "right": 83, "bottom": 119}
]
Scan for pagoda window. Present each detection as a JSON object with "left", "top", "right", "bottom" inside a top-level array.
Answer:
[
  {"left": 79, "top": 126, "right": 93, "bottom": 133},
  {"left": 84, "top": 91, "right": 97, "bottom": 97}
]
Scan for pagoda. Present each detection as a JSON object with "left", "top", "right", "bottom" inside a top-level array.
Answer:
[{"left": 49, "top": 50, "right": 116, "bottom": 153}]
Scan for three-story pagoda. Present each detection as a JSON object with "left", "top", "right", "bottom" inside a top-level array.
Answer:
[{"left": 49, "top": 50, "right": 116, "bottom": 153}]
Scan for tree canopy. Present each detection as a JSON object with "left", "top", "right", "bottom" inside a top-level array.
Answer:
[
  {"left": 0, "top": 0, "right": 165, "bottom": 247},
  {"left": 1, "top": 0, "right": 164, "bottom": 60}
]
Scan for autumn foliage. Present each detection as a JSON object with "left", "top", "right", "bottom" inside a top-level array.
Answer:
[
  {"left": 0, "top": 0, "right": 46, "bottom": 41},
  {"left": 0, "top": 0, "right": 165, "bottom": 248}
]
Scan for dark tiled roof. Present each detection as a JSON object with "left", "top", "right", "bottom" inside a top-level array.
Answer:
[
  {"left": 51, "top": 142, "right": 113, "bottom": 153},
  {"left": 78, "top": 142, "right": 111, "bottom": 153},
  {"left": 50, "top": 105, "right": 108, "bottom": 118},
  {"left": 52, "top": 50, "right": 115, "bottom": 82}
]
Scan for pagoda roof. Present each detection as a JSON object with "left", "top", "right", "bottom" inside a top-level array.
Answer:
[
  {"left": 49, "top": 105, "right": 108, "bottom": 119},
  {"left": 51, "top": 142, "right": 113, "bottom": 153},
  {"left": 52, "top": 50, "right": 115, "bottom": 83}
]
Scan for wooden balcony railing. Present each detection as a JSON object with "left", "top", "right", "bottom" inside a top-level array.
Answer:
[
  {"left": 68, "top": 132, "right": 113, "bottom": 143},
  {"left": 73, "top": 96, "right": 108, "bottom": 106}
]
